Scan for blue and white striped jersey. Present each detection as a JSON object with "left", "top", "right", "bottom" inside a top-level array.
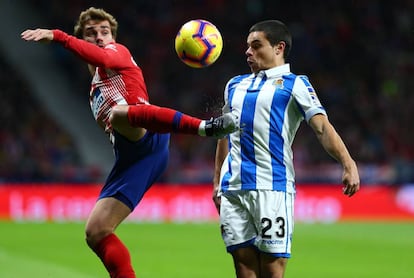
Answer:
[{"left": 219, "top": 64, "right": 326, "bottom": 193}]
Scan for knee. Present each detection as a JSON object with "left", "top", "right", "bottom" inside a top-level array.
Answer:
[
  {"left": 85, "top": 225, "right": 112, "bottom": 249},
  {"left": 109, "top": 105, "right": 129, "bottom": 128},
  {"left": 261, "top": 256, "right": 288, "bottom": 278}
]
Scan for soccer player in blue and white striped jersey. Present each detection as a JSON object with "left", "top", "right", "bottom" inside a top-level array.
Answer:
[{"left": 213, "top": 20, "right": 360, "bottom": 278}]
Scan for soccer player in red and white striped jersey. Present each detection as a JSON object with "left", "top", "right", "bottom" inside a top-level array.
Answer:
[{"left": 21, "top": 7, "right": 237, "bottom": 278}]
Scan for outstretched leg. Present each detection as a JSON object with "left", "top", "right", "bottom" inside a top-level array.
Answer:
[
  {"left": 109, "top": 104, "right": 238, "bottom": 139},
  {"left": 126, "top": 104, "right": 202, "bottom": 134}
]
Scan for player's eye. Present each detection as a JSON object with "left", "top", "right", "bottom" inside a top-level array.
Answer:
[
  {"left": 250, "top": 43, "right": 261, "bottom": 50},
  {"left": 84, "top": 30, "right": 96, "bottom": 37}
]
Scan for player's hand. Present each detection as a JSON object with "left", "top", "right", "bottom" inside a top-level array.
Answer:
[
  {"left": 212, "top": 187, "right": 221, "bottom": 214},
  {"left": 342, "top": 163, "right": 360, "bottom": 197},
  {"left": 21, "top": 28, "right": 54, "bottom": 42}
]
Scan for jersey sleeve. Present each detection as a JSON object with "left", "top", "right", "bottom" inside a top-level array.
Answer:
[
  {"left": 52, "top": 29, "right": 131, "bottom": 69},
  {"left": 222, "top": 75, "right": 246, "bottom": 114},
  {"left": 292, "top": 75, "right": 327, "bottom": 123},
  {"left": 221, "top": 79, "right": 232, "bottom": 114}
]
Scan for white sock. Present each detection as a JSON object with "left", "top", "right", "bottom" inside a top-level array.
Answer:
[{"left": 198, "top": 120, "right": 206, "bottom": 136}]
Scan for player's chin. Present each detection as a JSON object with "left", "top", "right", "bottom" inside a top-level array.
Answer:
[
  {"left": 247, "top": 62, "right": 258, "bottom": 73},
  {"left": 250, "top": 67, "right": 259, "bottom": 74}
]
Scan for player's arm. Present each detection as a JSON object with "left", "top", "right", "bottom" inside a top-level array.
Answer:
[
  {"left": 55, "top": 29, "right": 129, "bottom": 68},
  {"left": 212, "top": 138, "right": 228, "bottom": 213},
  {"left": 21, "top": 28, "right": 127, "bottom": 68},
  {"left": 309, "top": 114, "right": 360, "bottom": 197}
]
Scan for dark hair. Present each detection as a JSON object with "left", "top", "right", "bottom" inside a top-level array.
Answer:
[
  {"left": 249, "top": 20, "right": 292, "bottom": 59},
  {"left": 74, "top": 7, "right": 118, "bottom": 39}
]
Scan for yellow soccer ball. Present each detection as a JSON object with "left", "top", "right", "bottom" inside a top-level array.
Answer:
[{"left": 175, "top": 19, "right": 223, "bottom": 68}]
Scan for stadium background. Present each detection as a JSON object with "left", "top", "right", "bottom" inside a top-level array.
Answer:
[
  {"left": 0, "top": 1, "right": 413, "bottom": 277},
  {"left": 0, "top": 0, "right": 413, "bottom": 218},
  {"left": 1, "top": 0, "right": 413, "bottom": 185}
]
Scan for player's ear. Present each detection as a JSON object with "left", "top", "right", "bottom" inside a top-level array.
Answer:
[{"left": 275, "top": 41, "right": 285, "bottom": 56}]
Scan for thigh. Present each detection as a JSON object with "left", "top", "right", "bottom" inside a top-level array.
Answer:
[
  {"left": 231, "top": 246, "right": 260, "bottom": 278},
  {"left": 230, "top": 246, "right": 288, "bottom": 278},
  {"left": 85, "top": 197, "right": 131, "bottom": 244},
  {"left": 101, "top": 131, "right": 170, "bottom": 210},
  {"left": 109, "top": 105, "right": 146, "bottom": 142}
]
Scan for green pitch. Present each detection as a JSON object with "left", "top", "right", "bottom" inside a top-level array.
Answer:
[{"left": 0, "top": 221, "right": 412, "bottom": 277}]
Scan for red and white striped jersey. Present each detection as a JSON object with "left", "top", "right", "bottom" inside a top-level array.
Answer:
[{"left": 53, "top": 30, "right": 149, "bottom": 125}]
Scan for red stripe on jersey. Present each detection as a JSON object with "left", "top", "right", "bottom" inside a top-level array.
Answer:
[{"left": 53, "top": 30, "right": 149, "bottom": 124}]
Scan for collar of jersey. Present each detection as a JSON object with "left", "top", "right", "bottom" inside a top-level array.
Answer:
[{"left": 255, "top": 63, "right": 290, "bottom": 78}]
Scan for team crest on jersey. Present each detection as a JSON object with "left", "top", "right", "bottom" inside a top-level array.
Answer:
[{"left": 273, "top": 78, "right": 284, "bottom": 90}]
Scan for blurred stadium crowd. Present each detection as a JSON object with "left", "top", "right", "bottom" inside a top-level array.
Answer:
[
  {"left": 0, "top": 58, "right": 101, "bottom": 182},
  {"left": 1, "top": 0, "right": 413, "bottom": 184}
]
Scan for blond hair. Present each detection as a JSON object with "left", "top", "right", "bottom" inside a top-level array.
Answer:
[{"left": 74, "top": 7, "right": 118, "bottom": 38}]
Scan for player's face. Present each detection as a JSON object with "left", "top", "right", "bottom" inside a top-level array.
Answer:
[
  {"left": 83, "top": 20, "right": 114, "bottom": 47},
  {"left": 246, "top": 31, "right": 279, "bottom": 74}
]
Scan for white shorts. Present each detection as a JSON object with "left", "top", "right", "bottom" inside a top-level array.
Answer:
[{"left": 220, "top": 190, "right": 295, "bottom": 258}]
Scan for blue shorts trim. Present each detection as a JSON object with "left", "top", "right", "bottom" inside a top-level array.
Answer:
[
  {"left": 99, "top": 131, "right": 170, "bottom": 211},
  {"left": 226, "top": 238, "right": 256, "bottom": 253},
  {"left": 226, "top": 238, "right": 291, "bottom": 258}
]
